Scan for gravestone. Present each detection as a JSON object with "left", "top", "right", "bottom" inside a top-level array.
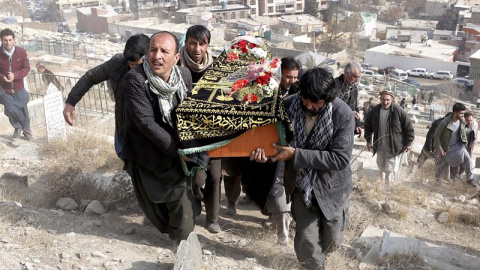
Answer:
[{"left": 43, "top": 83, "right": 66, "bottom": 141}]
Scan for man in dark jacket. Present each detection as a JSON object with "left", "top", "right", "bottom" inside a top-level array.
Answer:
[
  {"left": 63, "top": 33, "right": 149, "bottom": 159},
  {"left": 417, "top": 112, "right": 451, "bottom": 167},
  {"left": 122, "top": 31, "right": 195, "bottom": 246},
  {"left": 0, "top": 28, "right": 32, "bottom": 140},
  {"left": 36, "top": 63, "right": 64, "bottom": 92},
  {"left": 364, "top": 90, "right": 415, "bottom": 183},
  {"left": 279, "top": 56, "right": 301, "bottom": 97},
  {"left": 251, "top": 67, "right": 354, "bottom": 269},
  {"left": 335, "top": 61, "right": 362, "bottom": 135}
]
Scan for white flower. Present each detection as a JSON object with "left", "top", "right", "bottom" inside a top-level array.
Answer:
[
  {"left": 250, "top": 47, "right": 267, "bottom": 59},
  {"left": 268, "top": 79, "right": 279, "bottom": 92}
]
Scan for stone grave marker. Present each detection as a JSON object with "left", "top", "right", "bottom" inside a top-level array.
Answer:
[{"left": 43, "top": 83, "right": 66, "bottom": 141}]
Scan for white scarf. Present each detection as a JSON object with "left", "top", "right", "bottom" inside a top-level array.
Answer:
[
  {"left": 3, "top": 46, "right": 15, "bottom": 59},
  {"left": 143, "top": 55, "right": 188, "bottom": 127}
]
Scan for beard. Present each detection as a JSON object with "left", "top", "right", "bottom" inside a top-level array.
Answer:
[{"left": 301, "top": 103, "right": 320, "bottom": 117}]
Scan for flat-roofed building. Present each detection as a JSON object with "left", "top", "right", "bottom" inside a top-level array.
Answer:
[
  {"left": 76, "top": 6, "right": 118, "bottom": 34},
  {"left": 277, "top": 14, "right": 323, "bottom": 34},
  {"left": 365, "top": 42, "right": 459, "bottom": 74}
]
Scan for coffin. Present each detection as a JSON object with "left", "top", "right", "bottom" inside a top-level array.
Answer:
[{"left": 207, "top": 123, "right": 279, "bottom": 157}]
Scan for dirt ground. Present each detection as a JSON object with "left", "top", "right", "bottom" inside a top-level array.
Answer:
[{"left": 0, "top": 109, "right": 480, "bottom": 270}]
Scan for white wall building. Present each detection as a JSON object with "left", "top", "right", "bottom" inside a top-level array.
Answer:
[{"left": 365, "top": 42, "right": 459, "bottom": 74}]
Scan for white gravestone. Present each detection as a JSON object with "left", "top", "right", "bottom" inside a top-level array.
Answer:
[{"left": 43, "top": 83, "right": 66, "bottom": 141}]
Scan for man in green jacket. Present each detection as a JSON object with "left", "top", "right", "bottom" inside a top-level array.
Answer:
[{"left": 433, "top": 102, "right": 477, "bottom": 186}]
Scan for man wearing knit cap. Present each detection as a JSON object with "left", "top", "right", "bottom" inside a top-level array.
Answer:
[{"left": 364, "top": 90, "right": 415, "bottom": 183}]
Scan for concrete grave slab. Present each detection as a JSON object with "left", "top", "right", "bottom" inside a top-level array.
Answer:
[{"left": 356, "top": 225, "right": 480, "bottom": 270}]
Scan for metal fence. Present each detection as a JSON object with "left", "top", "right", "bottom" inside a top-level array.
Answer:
[
  {"left": 20, "top": 40, "right": 87, "bottom": 59},
  {"left": 26, "top": 72, "right": 113, "bottom": 116}
]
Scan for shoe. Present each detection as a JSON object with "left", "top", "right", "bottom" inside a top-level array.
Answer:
[
  {"left": 23, "top": 130, "right": 33, "bottom": 141},
  {"left": 13, "top": 128, "right": 20, "bottom": 139},
  {"left": 468, "top": 179, "right": 480, "bottom": 188},
  {"left": 226, "top": 204, "right": 236, "bottom": 216},
  {"left": 206, "top": 221, "right": 221, "bottom": 234}
]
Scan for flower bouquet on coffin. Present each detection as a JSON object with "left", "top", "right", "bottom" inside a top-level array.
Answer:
[
  {"left": 217, "top": 58, "right": 281, "bottom": 104},
  {"left": 226, "top": 36, "right": 269, "bottom": 63}
]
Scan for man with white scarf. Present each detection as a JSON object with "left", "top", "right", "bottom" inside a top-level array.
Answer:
[
  {"left": 0, "top": 28, "right": 32, "bottom": 140},
  {"left": 122, "top": 31, "right": 194, "bottom": 246},
  {"left": 251, "top": 68, "right": 354, "bottom": 269}
]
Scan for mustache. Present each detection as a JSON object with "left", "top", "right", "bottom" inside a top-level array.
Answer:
[{"left": 301, "top": 104, "right": 320, "bottom": 117}]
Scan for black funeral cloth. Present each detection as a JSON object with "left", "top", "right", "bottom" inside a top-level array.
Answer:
[{"left": 176, "top": 52, "right": 292, "bottom": 151}]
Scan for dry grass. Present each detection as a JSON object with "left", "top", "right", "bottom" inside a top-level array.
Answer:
[
  {"left": 443, "top": 205, "right": 480, "bottom": 227},
  {"left": 390, "top": 184, "right": 416, "bottom": 206},
  {"left": 0, "top": 181, "right": 30, "bottom": 203},
  {"left": 377, "top": 251, "right": 430, "bottom": 269},
  {"left": 38, "top": 131, "right": 132, "bottom": 209},
  {"left": 0, "top": 207, "right": 57, "bottom": 257},
  {"left": 219, "top": 220, "right": 301, "bottom": 270}
]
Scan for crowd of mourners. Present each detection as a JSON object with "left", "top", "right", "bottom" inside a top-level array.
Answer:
[{"left": 0, "top": 25, "right": 478, "bottom": 270}]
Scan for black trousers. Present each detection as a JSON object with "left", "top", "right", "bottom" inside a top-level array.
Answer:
[{"left": 125, "top": 161, "right": 196, "bottom": 244}]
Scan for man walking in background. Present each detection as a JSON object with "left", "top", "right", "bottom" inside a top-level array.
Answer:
[
  {"left": 36, "top": 63, "right": 64, "bottom": 93},
  {"left": 364, "top": 90, "right": 415, "bottom": 183},
  {"left": 0, "top": 28, "right": 32, "bottom": 140},
  {"left": 63, "top": 33, "right": 150, "bottom": 159},
  {"left": 335, "top": 61, "right": 363, "bottom": 136},
  {"left": 450, "top": 112, "right": 477, "bottom": 179},
  {"left": 417, "top": 113, "right": 451, "bottom": 167},
  {"left": 434, "top": 103, "right": 477, "bottom": 187}
]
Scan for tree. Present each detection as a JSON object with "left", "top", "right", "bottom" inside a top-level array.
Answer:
[
  {"left": 436, "top": 9, "right": 458, "bottom": 31},
  {"left": 387, "top": 6, "right": 404, "bottom": 23},
  {"left": 45, "top": 1, "right": 62, "bottom": 22},
  {"left": 304, "top": 0, "right": 318, "bottom": 18},
  {"left": 0, "top": 0, "right": 28, "bottom": 17},
  {"left": 404, "top": 0, "right": 423, "bottom": 17},
  {"left": 341, "top": 12, "right": 364, "bottom": 48}
]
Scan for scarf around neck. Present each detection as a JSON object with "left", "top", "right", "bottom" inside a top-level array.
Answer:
[
  {"left": 179, "top": 47, "right": 213, "bottom": 74},
  {"left": 3, "top": 46, "right": 15, "bottom": 59},
  {"left": 288, "top": 93, "right": 333, "bottom": 208},
  {"left": 143, "top": 56, "right": 188, "bottom": 127}
]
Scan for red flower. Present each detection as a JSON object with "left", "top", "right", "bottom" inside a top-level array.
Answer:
[
  {"left": 256, "top": 72, "right": 271, "bottom": 85},
  {"left": 227, "top": 51, "right": 239, "bottom": 62},
  {"left": 249, "top": 42, "right": 257, "bottom": 49},
  {"left": 250, "top": 94, "right": 258, "bottom": 103},
  {"left": 231, "top": 79, "right": 250, "bottom": 93},
  {"left": 237, "top": 40, "right": 249, "bottom": 53},
  {"left": 270, "top": 58, "right": 279, "bottom": 68},
  {"left": 243, "top": 93, "right": 252, "bottom": 102}
]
